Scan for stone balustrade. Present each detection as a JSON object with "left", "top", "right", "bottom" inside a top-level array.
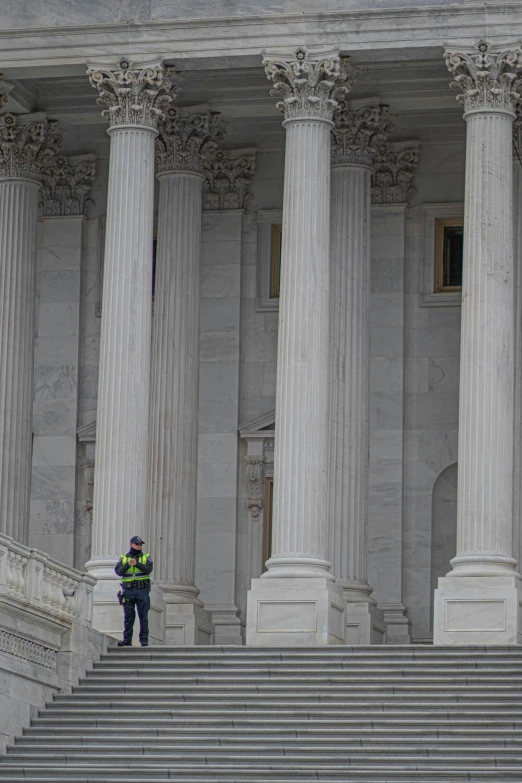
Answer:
[{"left": 0, "top": 533, "right": 95, "bottom": 627}]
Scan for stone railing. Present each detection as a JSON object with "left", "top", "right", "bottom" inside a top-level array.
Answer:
[{"left": 0, "top": 534, "right": 95, "bottom": 627}]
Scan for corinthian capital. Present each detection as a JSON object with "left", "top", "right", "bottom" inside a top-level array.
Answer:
[
  {"left": 87, "top": 57, "right": 178, "bottom": 130},
  {"left": 263, "top": 47, "right": 352, "bottom": 123},
  {"left": 445, "top": 40, "right": 522, "bottom": 116},
  {"left": 331, "top": 103, "right": 393, "bottom": 166},
  {"left": 371, "top": 141, "right": 420, "bottom": 205},
  {"left": 0, "top": 112, "right": 63, "bottom": 180},
  {"left": 156, "top": 107, "right": 223, "bottom": 175},
  {"left": 203, "top": 148, "right": 257, "bottom": 210},
  {"left": 40, "top": 154, "right": 97, "bottom": 217}
]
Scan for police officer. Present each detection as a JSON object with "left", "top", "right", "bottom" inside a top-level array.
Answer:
[{"left": 115, "top": 536, "right": 153, "bottom": 647}]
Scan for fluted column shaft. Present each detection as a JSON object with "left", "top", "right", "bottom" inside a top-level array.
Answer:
[
  {"left": 453, "top": 109, "right": 516, "bottom": 575},
  {"left": 89, "top": 125, "right": 156, "bottom": 570},
  {"left": 149, "top": 170, "right": 203, "bottom": 599},
  {"left": 0, "top": 179, "right": 39, "bottom": 544},
  {"left": 266, "top": 117, "right": 333, "bottom": 577},
  {"left": 328, "top": 163, "right": 374, "bottom": 596}
]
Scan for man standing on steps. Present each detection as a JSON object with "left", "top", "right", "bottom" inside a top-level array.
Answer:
[{"left": 115, "top": 536, "right": 153, "bottom": 647}]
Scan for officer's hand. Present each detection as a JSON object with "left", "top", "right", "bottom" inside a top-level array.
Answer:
[{"left": 129, "top": 558, "right": 137, "bottom": 566}]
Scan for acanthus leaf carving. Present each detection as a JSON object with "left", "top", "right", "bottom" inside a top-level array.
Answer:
[
  {"left": 40, "top": 154, "right": 97, "bottom": 217},
  {"left": 0, "top": 112, "right": 63, "bottom": 181},
  {"left": 331, "top": 103, "right": 394, "bottom": 167},
  {"left": 445, "top": 39, "right": 522, "bottom": 116},
  {"left": 371, "top": 141, "right": 419, "bottom": 205},
  {"left": 87, "top": 58, "right": 178, "bottom": 130},
  {"left": 263, "top": 47, "right": 352, "bottom": 123},
  {"left": 156, "top": 107, "right": 224, "bottom": 174},
  {"left": 203, "top": 148, "right": 257, "bottom": 210},
  {"left": 246, "top": 456, "right": 265, "bottom": 520}
]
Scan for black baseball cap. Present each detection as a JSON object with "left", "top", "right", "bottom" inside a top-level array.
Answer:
[{"left": 130, "top": 536, "right": 144, "bottom": 545}]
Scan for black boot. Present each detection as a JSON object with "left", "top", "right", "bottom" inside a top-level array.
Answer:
[{"left": 117, "top": 641, "right": 132, "bottom": 647}]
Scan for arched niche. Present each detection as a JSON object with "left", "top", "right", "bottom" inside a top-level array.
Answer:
[{"left": 430, "top": 462, "right": 458, "bottom": 632}]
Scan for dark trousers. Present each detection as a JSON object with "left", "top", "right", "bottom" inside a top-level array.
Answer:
[{"left": 122, "top": 587, "right": 150, "bottom": 644}]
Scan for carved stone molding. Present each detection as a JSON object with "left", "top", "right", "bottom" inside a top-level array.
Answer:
[
  {"left": 331, "top": 103, "right": 394, "bottom": 167},
  {"left": 84, "top": 460, "right": 95, "bottom": 520},
  {"left": 445, "top": 39, "right": 522, "bottom": 116},
  {"left": 263, "top": 47, "right": 352, "bottom": 123},
  {"left": 0, "top": 112, "right": 63, "bottom": 180},
  {"left": 203, "top": 148, "right": 256, "bottom": 210},
  {"left": 514, "top": 107, "right": 522, "bottom": 152},
  {"left": 0, "top": 629, "right": 56, "bottom": 669},
  {"left": 40, "top": 154, "right": 97, "bottom": 217},
  {"left": 246, "top": 456, "right": 265, "bottom": 520},
  {"left": 87, "top": 57, "right": 177, "bottom": 130},
  {"left": 156, "top": 107, "right": 223, "bottom": 174},
  {"left": 371, "top": 141, "right": 420, "bottom": 205}
]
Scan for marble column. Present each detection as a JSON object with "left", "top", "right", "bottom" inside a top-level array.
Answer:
[
  {"left": 328, "top": 104, "right": 391, "bottom": 644},
  {"left": 149, "top": 108, "right": 221, "bottom": 644},
  {"left": 84, "top": 58, "right": 175, "bottom": 643},
  {"left": 0, "top": 111, "right": 62, "bottom": 546},
  {"left": 434, "top": 41, "right": 522, "bottom": 644},
  {"left": 246, "top": 47, "right": 351, "bottom": 645}
]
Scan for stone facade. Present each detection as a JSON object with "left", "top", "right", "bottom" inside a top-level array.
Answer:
[{"left": 0, "top": 5, "right": 522, "bottom": 646}]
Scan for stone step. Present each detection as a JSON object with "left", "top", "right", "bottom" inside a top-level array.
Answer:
[
  {"left": 0, "top": 767, "right": 520, "bottom": 782},
  {"left": 2, "top": 753, "right": 522, "bottom": 766},
  {"left": 10, "top": 738, "right": 522, "bottom": 751},
  {"left": 20, "top": 724, "right": 522, "bottom": 736},
  {"left": 83, "top": 670, "right": 522, "bottom": 681}
]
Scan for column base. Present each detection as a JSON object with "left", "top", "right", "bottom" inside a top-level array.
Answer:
[
  {"left": 344, "top": 601, "right": 386, "bottom": 644},
  {"left": 206, "top": 604, "right": 243, "bottom": 645},
  {"left": 164, "top": 602, "right": 214, "bottom": 645},
  {"left": 246, "top": 577, "right": 345, "bottom": 646},
  {"left": 89, "top": 578, "right": 165, "bottom": 645},
  {"left": 379, "top": 603, "right": 412, "bottom": 645},
  {"left": 433, "top": 574, "right": 522, "bottom": 645}
]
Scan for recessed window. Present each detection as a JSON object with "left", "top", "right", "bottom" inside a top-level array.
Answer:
[
  {"left": 263, "top": 477, "right": 274, "bottom": 572},
  {"left": 434, "top": 218, "right": 463, "bottom": 293},
  {"left": 269, "top": 224, "right": 282, "bottom": 299}
]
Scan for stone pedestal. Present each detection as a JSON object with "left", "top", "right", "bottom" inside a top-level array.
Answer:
[
  {"left": 247, "top": 578, "right": 345, "bottom": 646},
  {"left": 85, "top": 59, "right": 174, "bottom": 640},
  {"left": 246, "top": 49, "right": 349, "bottom": 645},
  {"left": 434, "top": 42, "right": 522, "bottom": 644}
]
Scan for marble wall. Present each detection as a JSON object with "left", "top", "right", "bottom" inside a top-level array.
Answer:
[
  {"left": 30, "top": 217, "right": 85, "bottom": 566},
  {"left": 195, "top": 210, "right": 244, "bottom": 644}
]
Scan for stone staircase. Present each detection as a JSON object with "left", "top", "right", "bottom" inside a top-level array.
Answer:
[{"left": 1, "top": 646, "right": 522, "bottom": 782}]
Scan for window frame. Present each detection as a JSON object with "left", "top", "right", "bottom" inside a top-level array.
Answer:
[
  {"left": 256, "top": 209, "right": 282, "bottom": 311},
  {"left": 434, "top": 217, "right": 464, "bottom": 294},
  {"left": 421, "top": 203, "right": 464, "bottom": 307}
]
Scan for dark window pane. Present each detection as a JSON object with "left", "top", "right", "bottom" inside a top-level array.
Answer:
[{"left": 443, "top": 225, "right": 463, "bottom": 288}]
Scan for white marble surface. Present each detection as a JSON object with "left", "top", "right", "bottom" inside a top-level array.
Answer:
[
  {"left": 195, "top": 211, "right": 244, "bottom": 645},
  {"left": 30, "top": 217, "right": 83, "bottom": 566}
]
